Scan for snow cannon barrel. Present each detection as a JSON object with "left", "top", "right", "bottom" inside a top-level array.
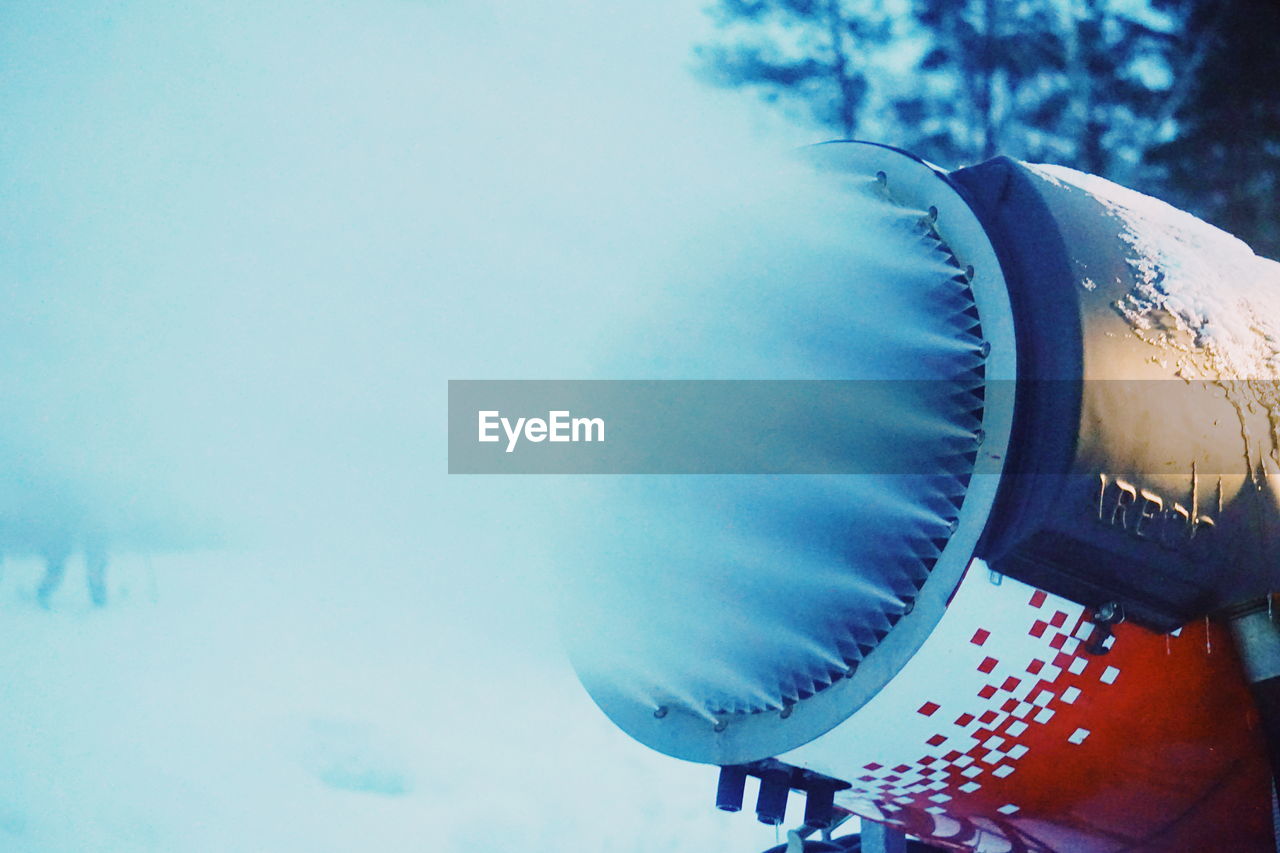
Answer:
[
  {"left": 944, "top": 149, "right": 1280, "bottom": 630},
  {"left": 567, "top": 140, "right": 1280, "bottom": 768}
]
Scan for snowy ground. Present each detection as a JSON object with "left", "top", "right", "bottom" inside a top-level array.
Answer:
[{"left": 0, "top": 544, "right": 784, "bottom": 852}]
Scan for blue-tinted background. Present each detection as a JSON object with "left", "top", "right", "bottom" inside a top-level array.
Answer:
[{"left": 0, "top": 2, "right": 809, "bottom": 850}]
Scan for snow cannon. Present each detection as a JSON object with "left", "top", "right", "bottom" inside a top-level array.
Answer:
[{"left": 568, "top": 141, "right": 1280, "bottom": 851}]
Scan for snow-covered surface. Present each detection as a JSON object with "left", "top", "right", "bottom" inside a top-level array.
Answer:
[
  {"left": 1026, "top": 163, "right": 1280, "bottom": 381},
  {"left": 0, "top": 543, "right": 788, "bottom": 853}
]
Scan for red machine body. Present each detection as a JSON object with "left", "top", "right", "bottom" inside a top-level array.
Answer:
[{"left": 788, "top": 563, "right": 1270, "bottom": 851}]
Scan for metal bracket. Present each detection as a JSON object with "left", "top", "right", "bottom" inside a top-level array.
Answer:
[{"left": 1084, "top": 601, "right": 1125, "bottom": 655}]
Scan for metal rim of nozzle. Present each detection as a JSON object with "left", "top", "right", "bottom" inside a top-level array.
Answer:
[{"left": 578, "top": 141, "right": 1018, "bottom": 766}]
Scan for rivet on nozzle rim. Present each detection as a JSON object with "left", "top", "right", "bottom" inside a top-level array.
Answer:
[{"left": 979, "top": 340, "right": 992, "bottom": 358}]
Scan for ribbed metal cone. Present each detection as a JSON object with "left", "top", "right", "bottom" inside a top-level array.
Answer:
[{"left": 565, "top": 163, "right": 990, "bottom": 720}]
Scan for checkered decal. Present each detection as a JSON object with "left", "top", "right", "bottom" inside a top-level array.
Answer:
[
  {"left": 775, "top": 560, "right": 1269, "bottom": 852},
  {"left": 809, "top": 571, "right": 1128, "bottom": 837}
]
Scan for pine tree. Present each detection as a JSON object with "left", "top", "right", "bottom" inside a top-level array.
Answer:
[
  {"left": 1055, "top": 0, "right": 1181, "bottom": 181},
  {"left": 695, "top": 0, "right": 896, "bottom": 140},
  {"left": 698, "top": 0, "right": 1181, "bottom": 178},
  {"left": 902, "top": 0, "right": 1066, "bottom": 165},
  {"left": 907, "top": 0, "right": 1176, "bottom": 173},
  {"left": 1146, "top": 0, "right": 1280, "bottom": 258}
]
